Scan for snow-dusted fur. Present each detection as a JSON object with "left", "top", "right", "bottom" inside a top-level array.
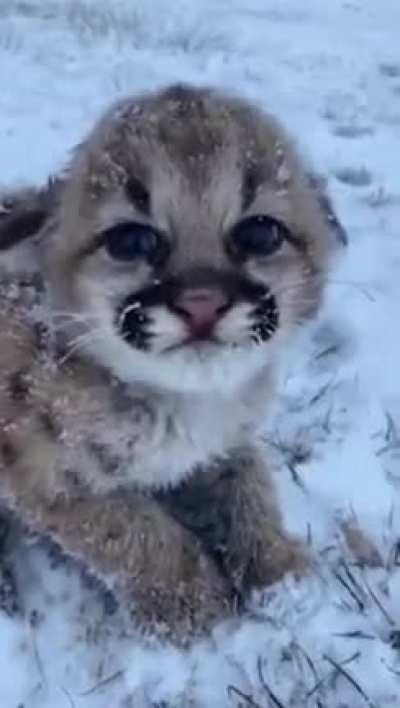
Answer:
[{"left": 0, "top": 85, "right": 338, "bottom": 640}]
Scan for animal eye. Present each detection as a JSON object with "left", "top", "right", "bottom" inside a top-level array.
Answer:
[
  {"left": 230, "top": 215, "right": 289, "bottom": 258},
  {"left": 104, "top": 222, "right": 167, "bottom": 265}
]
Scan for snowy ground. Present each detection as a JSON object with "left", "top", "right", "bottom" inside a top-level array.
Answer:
[{"left": 1, "top": 0, "right": 400, "bottom": 706}]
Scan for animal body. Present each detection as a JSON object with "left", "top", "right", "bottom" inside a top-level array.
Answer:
[{"left": 0, "top": 84, "right": 344, "bottom": 640}]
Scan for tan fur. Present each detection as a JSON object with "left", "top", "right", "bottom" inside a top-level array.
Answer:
[{"left": 0, "top": 85, "right": 343, "bottom": 641}]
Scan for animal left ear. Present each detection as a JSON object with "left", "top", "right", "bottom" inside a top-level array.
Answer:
[
  {"left": 0, "top": 177, "right": 62, "bottom": 252},
  {"left": 307, "top": 173, "right": 348, "bottom": 247}
]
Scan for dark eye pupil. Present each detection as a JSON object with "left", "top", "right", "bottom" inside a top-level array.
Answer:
[
  {"left": 104, "top": 222, "right": 162, "bottom": 263},
  {"left": 230, "top": 215, "right": 288, "bottom": 257}
]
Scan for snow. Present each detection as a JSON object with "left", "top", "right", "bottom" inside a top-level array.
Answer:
[{"left": 1, "top": 0, "right": 400, "bottom": 705}]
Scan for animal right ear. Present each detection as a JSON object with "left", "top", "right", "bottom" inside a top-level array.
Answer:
[
  {"left": 0, "top": 178, "right": 62, "bottom": 252},
  {"left": 307, "top": 172, "right": 348, "bottom": 247}
]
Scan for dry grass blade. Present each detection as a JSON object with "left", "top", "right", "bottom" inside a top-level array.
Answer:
[
  {"left": 287, "top": 462, "right": 308, "bottom": 492},
  {"left": 393, "top": 541, "right": 400, "bottom": 567},
  {"left": 333, "top": 631, "right": 375, "bottom": 640},
  {"left": 257, "top": 658, "right": 286, "bottom": 708},
  {"left": 340, "top": 559, "right": 366, "bottom": 594},
  {"left": 27, "top": 617, "right": 47, "bottom": 687},
  {"left": 386, "top": 540, "right": 400, "bottom": 570},
  {"left": 341, "top": 521, "right": 383, "bottom": 568},
  {"left": 306, "top": 651, "right": 360, "bottom": 699},
  {"left": 375, "top": 411, "right": 400, "bottom": 456},
  {"left": 291, "top": 642, "right": 319, "bottom": 684},
  {"left": 387, "top": 504, "right": 395, "bottom": 531},
  {"left": 60, "top": 686, "right": 76, "bottom": 708},
  {"left": 323, "top": 654, "right": 376, "bottom": 708},
  {"left": 314, "top": 344, "right": 340, "bottom": 360},
  {"left": 77, "top": 669, "right": 124, "bottom": 696},
  {"left": 384, "top": 411, "right": 397, "bottom": 443},
  {"left": 307, "top": 522, "right": 313, "bottom": 547},
  {"left": 360, "top": 574, "right": 395, "bottom": 627},
  {"left": 267, "top": 438, "right": 309, "bottom": 493},
  {"left": 309, "top": 380, "right": 334, "bottom": 406},
  {"left": 306, "top": 673, "right": 327, "bottom": 699},
  {"left": 335, "top": 571, "right": 365, "bottom": 612},
  {"left": 384, "top": 662, "right": 400, "bottom": 678},
  {"left": 227, "top": 684, "right": 263, "bottom": 707}
]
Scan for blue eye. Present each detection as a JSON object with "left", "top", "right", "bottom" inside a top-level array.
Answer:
[
  {"left": 104, "top": 222, "right": 168, "bottom": 265},
  {"left": 230, "top": 215, "right": 289, "bottom": 258}
]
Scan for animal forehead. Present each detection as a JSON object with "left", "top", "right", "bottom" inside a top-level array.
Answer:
[
  {"left": 128, "top": 86, "right": 242, "bottom": 156},
  {"left": 128, "top": 111, "right": 241, "bottom": 192},
  {"left": 93, "top": 86, "right": 279, "bottom": 185}
]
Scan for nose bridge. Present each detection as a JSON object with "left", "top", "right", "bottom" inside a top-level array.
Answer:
[{"left": 169, "top": 217, "right": 229, "bottom": 275}]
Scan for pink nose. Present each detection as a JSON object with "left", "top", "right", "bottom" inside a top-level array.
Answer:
[{"left": 174, "top": 288, "right": 229, "bottom": 335}]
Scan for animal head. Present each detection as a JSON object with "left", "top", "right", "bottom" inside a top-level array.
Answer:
[{"left": 0, "top": 85, "right": 345, "bottom": 394}]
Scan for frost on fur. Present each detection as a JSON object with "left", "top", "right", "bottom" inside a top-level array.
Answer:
[{"left": 0, "top": 85, "right": 343, "bottom": 640}]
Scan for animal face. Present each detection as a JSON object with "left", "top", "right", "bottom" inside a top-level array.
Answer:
[{"left": 42, "top": 85, "right": 333, "bottom": 394}]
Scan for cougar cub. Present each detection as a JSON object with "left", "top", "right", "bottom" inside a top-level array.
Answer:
[{"left": 0, "top": 84, "right": 343, "bottom": 640}]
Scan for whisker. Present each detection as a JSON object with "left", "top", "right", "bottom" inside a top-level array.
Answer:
[
  {"left": 51, "top": 311, "right": 101, "bottom": 324},
  {"left": 272, "top": 274, "right": 377, "bottom": 303},
  {"left": 323, "top": 277, "right": 377, "bottom": 302},
  {"left": 59, "top": 327, "right": 109, "bottom": 365},
  {"left": 49, "top": 311, "right": 103, "bottom": 334},
  {"left": 51, "top": 310, "right": 98, "bottom": 321},
  {"left": 117, "top": 301, "right": 143, "bottom": 330}
]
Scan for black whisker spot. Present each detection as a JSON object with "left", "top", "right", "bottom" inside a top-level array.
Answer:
[{"left": 250, "top": 288, "right": 279, "bottom": 342}]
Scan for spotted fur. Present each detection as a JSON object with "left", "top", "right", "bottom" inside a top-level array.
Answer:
[{"left": 0, "top": 85, "right": 345, "bottom": 641}]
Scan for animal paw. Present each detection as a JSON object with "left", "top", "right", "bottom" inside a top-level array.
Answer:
[{"left": 225, "top": 525, "right": 308, "bottom": 596}]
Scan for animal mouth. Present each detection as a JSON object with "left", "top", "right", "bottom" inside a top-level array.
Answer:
[{"left": 163, "top": 334, "right": 220, "bottom": 355}]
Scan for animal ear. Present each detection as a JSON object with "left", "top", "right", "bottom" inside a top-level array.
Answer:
[
  {"left": 307, "top": 173, "right": 348, "bottom": 246},
  {"left": 0, "top": 177, "right": 62, "bottom": 251}
]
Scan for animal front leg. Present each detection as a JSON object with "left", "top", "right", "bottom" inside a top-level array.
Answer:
[
  {"left": 156, "top": 447, "right": 308, "bottom": 601},
  {"left": 14, "top": 493, "right": 231, "bottom": 640},
  {"left": 0, "top": 412, "right": 230, "bottom": 639},
  {"left": 220, "top": 447, "right": 308, "bottom": 594}
]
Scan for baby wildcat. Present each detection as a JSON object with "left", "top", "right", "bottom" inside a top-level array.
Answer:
[{"left": 0, "top": 84, "right": 344, "bottom": 640}]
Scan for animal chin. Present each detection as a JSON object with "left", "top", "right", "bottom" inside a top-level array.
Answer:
[
  {"left": 96, "top": 324, "right": 269, "bottom": 395},
  {"left": 163, "top": 335, "right": 221, "bottom": 356}
]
